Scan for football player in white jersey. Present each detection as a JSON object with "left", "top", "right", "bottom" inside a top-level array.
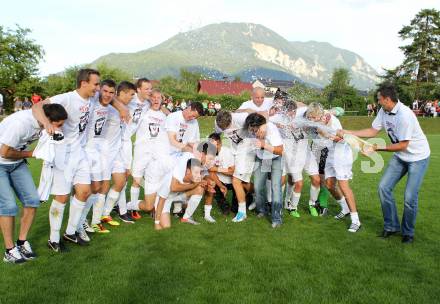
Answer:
[
  {"left": 306, "top": 103, "right": 361, "bottom": 233},
  {"left": 125, "top": 89, "right": 172, "bottom": 214},
  {"left": 215, "top": 110, "right": 255, "bottom": 222},
  {"left": 99, "top": 81, "right": 137, "bottom": 226},
  {"left": 76, "top": 79, "right": 115, "bottom": 238}
]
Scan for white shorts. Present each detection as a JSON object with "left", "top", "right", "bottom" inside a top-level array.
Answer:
[
  {"left": 162, "top": 192, "right": 187, "bottom": 214},
  {"left": 232, "top": 148, "right": 256, "bottom": 183},
  {"left": 324, "top": 144, "right": 353, "bottom": 181},
  {"left": 283, "top": 148, "right": 319, "bottom": 182},
  {"left": 51, "top": 156, "right": 91, "bottom": 195},
  {"left": 86, "top": 148, "right": 110, "bottom": 182}
]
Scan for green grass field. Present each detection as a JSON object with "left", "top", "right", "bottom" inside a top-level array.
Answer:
[{"left": 0, "top": 116, "right": 439, "bottom": 303}]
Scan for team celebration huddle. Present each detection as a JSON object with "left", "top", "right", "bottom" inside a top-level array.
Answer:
[{"left": 0, "top": 68, "right": 430, "bottom": 264}]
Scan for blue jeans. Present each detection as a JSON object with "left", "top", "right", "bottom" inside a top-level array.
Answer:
[
  {"left": 254, "top": 156, "right": 283, "bottom": 224},
  {"left": 0, "top": 161, "right": 40, "bottom": 216},
  {"left": 378, "top": 155, "right": 429, "bottom": 236}
]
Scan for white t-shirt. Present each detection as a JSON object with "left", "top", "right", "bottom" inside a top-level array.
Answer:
[
  {"left": 216, "top": 112, "right": 249, "bottom": 153},
  {"left": 165, "top": 111, "right": 200, "bottom": 155},
  {"left": 128, "top": 94, "right": 150, "bottom": 125},
  {"left": 238, "top": 98, "right": 273, "bottom": 112},
  {"left": 0, "top": 110, "right": 41, "bottom": 164},
  {"left": 215, "top": 146, "right": 234, "bottom": 184},
  {"left": 255, "top": 122, "right": 283, "bottom": 159},
  {"left": 133, "top": 109, "right": 170, "bottom": 156},
  {"left": 102, "top": 105, "right": 123, "bottom": 151},
  {"left": 372, "top": 102, "right": 430, "bottom": 162},
  {"left": 86, "top": 99, "right": 109, "bottom": 142},
  {"left": 50, "top": 90, "right": 92, "bottom": 147}
]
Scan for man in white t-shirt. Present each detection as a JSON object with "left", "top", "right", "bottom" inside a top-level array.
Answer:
[
  {"left": 0, "top": 92, "right": 3, "bottom": 115},
  {"left": 154, "top": 158, "right": 206, "bottom": 229},
  {"left": 244, "top": 113, "right": 284, "bottom": 228},
  {"left": 236, "top": 87, "right": 273, "bottom": 113},
  {"left": 99, "top": 81, "right": 136, "bottom": 225},
  {"left": 215, "top": 110, "right": 255, "bottom": 222},
  {"left": 0, "top": 104, "right": 67, "bottom": 263},
  {"left": 339, "top": 83, "right": 430, "bottom": 243},
  {"left": 125, "top": 89, "right": 172, "bottom": 214},
  {"left": 76, "top": 79, "right": 116, "bottom": 239},
  {"left": 306, "top": 102, "right": 361, "bottom": 233},
  {"left": 206, "top": 133, "right": 237, "bottom": 215},
  {"left": 270, "top": 100, "right": 321, "bottom": 218}
]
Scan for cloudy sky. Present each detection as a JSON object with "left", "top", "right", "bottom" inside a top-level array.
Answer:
[{"left": 2, "top": 0, "right": 439, "bottom": 76}]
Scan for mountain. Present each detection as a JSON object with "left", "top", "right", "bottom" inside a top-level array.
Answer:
[{"left": 91, "top": 23, "right": 379, "bottom": 90}]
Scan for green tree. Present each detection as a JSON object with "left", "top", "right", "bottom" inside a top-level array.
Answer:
[
  {"left": 0, "top": 25, "right": 44, "bottom": 110},
  {"left": 398, "top": 8, "right": 440, "bottom": 100},
  {"left": 323, "top": 68, "right": 363, "bottom": 111},
  {"left": 287, "top": 83, "right": 321, "bottom": 103}
]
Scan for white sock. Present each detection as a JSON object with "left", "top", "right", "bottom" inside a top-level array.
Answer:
[
  {"left": 127, "top": 200, "right": 141, "bottom": 211},
  {"left": 77, "top": 194, "right": 95, "bottom": 231},
  {"left": 173, "top": 202, "right": 183, "bottom": 213},
  {"left": 266, "top": 179, "right": 272, "bottom": 202},
  {"left": 49, "top": 200, "right": 66, "bottom": 243},
  {"left": 65, "top": 196, "right": 86, "bottom": 235},
  {"left": 238, "top": 202, "right": 246, "bottom": 214},
  {"left": 103, "top": 189, "right": 120, "bottom": 216},
  {"left": 118, "top": 185, "right": 127, "bottom": 215},
  {"left": 92, "top": 193, "right": 106, "bottom": 225},
  {"left": 291, "top": 192, "right": 301, "bottom": 209},
  {"left": 350, "top": 212, "right": 360, "bottom": 224},
  {"left": 337, "top": 197, "right": 350, "bottom": 214},
  {"left": 309, "top": 185, "right": 320, "bottom": 206},
  {"left": 130, "top": 186, "right": 140, "bottom": 209},
  {"left": 183, "top": 195, "right": 202, "bottom": 219},
  {"left": 204, "top": 204, "right": 212, "bottom": 217}
]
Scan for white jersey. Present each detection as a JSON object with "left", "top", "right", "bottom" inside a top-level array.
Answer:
[
  {"left": 133, "top": 109, "right": 170, "bottom": 156},
  {"left": 255, "top": 122, "right": 283, "bottom": 160},
  {"left": 215, "top": 146, "right": 234, "bottom": 184},
  {"left": 102, "top": 105, "right": 123, "bottom": 151},
  {"left": 165, "top": 111, "right": 200, "bottom": 155},
  {"left": 372, "top": 101, "right": 430, "bottom": 162},
  {"left": 128, "top": 94, "right": 150, "bottom": 125},
  {"left": 216, "top": 112, "right": 248, "bottom": 153},
  {"left": 86, "top": 99, "right": 109, "bottom": 142},
  {"left": 270, "top": 106, "right": 308, "bottom": 146},
  {"left": 50, "top": 90, "right": 92, "bottom": 148},
  {"left": 0, "top": 110, "right": 41, "bottom": 164},
  {"left": 238, "top": 98, "right": 273, "bottom": 112}
]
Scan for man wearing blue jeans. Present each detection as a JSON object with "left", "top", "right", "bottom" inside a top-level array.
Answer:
[
  {"left": 338, "top": 83, "right": 430, "bottom": 243},
  {"left": 244, "top": 113, "right": 284, "bottom": 228},
  {"left": 0, "top": 104, "right": 67, "bottom": 263}
]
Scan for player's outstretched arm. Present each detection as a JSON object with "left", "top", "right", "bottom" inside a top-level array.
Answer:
[
  {"left": 338, "top": 128, "right": 379, "bottom": 138},
  {"left": 32, "top": 99, "right": 53, "bottom": 134},
  {"left": 0, "top": 145, "right": 33, "bottom": 160},
  {"left": 170, "top": 178, "right": 199, "bottom": 192}
]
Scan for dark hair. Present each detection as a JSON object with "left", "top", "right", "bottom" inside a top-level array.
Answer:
[
  {"left": 76, "top": 68, "right": 100, "bottom": 89},
  {"left": 189, "top": 101, "right": 204, "bottom": 116},
  {"left": 43, "top": 103, "right": 68, "bottom": 122},
  {"left": 196, "top": 141, "right": 217, "bottom": 156},
  {"left": 377, "top": 82, "right": 398, "bottom": 103},
  {"left": 136, "top": 78, "right": 150, "bottom": 89},
  {"left": 208, "top": 132, "right": 221, "bottom": 142},
  {"left": 274, "top": 89, "right": 288, "bottom": 101},
  {"left": 283, "top": 99, "right": 297, "bottom": 112},
  {"left": 101, "top": 79, "right": 116, "bottom": 89},
  {"left": 186, "top": 158, "right": 202, "bottom": 170},
  {"left": 244, "top": 113, "right": 266, "bottom": 131},
  {"left": 117, "top": 81, "right": 136, "bottom": 96},
  {"left": 215, "top": 110, "right": 232, "bottom": 130}
]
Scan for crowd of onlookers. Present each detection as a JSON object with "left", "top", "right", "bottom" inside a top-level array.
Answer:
[
  {"left": 9, "top": 93, "right": 43, "bottom": 112},
  {"left": 164, "top": 96, "right": 222, "bottom": 116},
  {"left": 412, "top": 99, "right": 440, "bottom": 117}
]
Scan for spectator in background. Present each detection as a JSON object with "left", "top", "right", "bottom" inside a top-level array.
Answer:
[
  {"left": 214, "top": 101, "right": 221, "bottom": 114},
  {"left": 412, "top": 99, "right": 419, "bottom": 110},
  {"left": 13, "top": 97, "right": 22, "bottom": 112},
  {"left": 31, "top": 93, "right": 42, "bottom": 105},
  {"left": 0, "top": 92, "right": 3, "bottom": 115},
  {"left": 208, "top": 101, "right": 215, "bottom": 116},
  {"left": 202, "top": 100, "right": 208, "bottom": 116},
  {"left": 180, "top": 99, "right": 187, "bottom": 110},
  {"left": 367, "top": 104, "right": 373, "bottom": 117},
  {"left": 22, "top": 98, "right": 32, "bottom": 110},
  {"left": 167, "top": 99, "right": 174, "bottom": 112}
]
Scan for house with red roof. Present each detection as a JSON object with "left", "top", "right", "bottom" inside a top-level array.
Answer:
[{"left": 197, "top": 80, "right": 253, "bottom": 96}]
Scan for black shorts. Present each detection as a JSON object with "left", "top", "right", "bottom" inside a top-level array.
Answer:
[{"left": 318, "top": 147, "right": 329, "bottom": 175}]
